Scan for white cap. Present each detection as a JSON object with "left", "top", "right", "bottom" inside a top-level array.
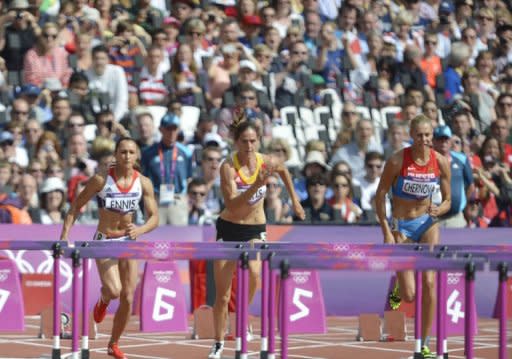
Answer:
[
  {"left": 203, "top": 132, "right": 226, "bottom": 148},
  {"left": 40, "top": 177, "right": 66, "bottom": 194},
  {"left": 239, "top": 60, "right": 257, "bottom": 72},
  {"left": 304, "top": 150, "right": 330, "bottom": 171}
]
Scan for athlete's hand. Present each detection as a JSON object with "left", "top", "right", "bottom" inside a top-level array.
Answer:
[
  {"left": 255, "top": 165, "right": 272, "bottom": 186},
  {"left": 427, "top": 204, "right": 441, "bottom": 217},
  {"left": 126, "top": 224, "right": 141, "bottom": 240},
  {"left": 292, "top": 199, "right": 305, "bottom": 221},
  {"left": 384, "top": 233, "right": 395, "bottom": 244}
]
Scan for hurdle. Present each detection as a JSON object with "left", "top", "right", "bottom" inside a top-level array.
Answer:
[
  {"left": 8, "top": 241, "right": 504, "bottom": 359},
  {"left": 0, "top": 240, "right": 67, "bottom": 359}
]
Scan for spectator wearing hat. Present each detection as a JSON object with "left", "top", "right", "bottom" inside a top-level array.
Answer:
[
  {"left": 0, "top": 0, "right": 41, "bottom": 72},
  {"left": 295, "top": 172, "right": 334, "bottom": 223},
  {"left": 0, "top": 130, "right": 28, "bottom": 168},
  {"left": 330, "top": 118, "right": 383, "bottom": 180},
  {"left": 34, "top": 176, "right": 67, "bottom": 224},
  {"left": 294, "top": 150, "right": 331, "bottom": 201},
  {"left": 86, "top": 45, "right": 128, "bottom": 121},
  {"left": 239, "top": 14, "right": 264, "bottom": 48},
  {"left": 142, "top": 113, "right": 193, "bottom": 225},
  {"left": 432, "top": 125, "right": 475, "bottom": 227},
  {"left": 23, "top": 22, "right": 72, "bottom": 87}
]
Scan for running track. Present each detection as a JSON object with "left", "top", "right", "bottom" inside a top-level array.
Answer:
[{"left": 0, "top": 316, "right": 509, "bottom": 358}]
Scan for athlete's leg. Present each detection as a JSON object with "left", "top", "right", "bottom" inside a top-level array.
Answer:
[
  {"left": 394, "top": 233, "right": 416, "bottom": 302},
  {"left": 96, "top": 258, "right": 122, "bottom": 303},
  {"left": 248, "top": 239, "right": 262, "bottom": 305},
  {"left": 419, "top": 222, "right": 440, "bottom": 348},
  {"left": 110, "top": 259, "right": 138, "bottom": 344},
  {"left": 213, "top": 259, "right": 237, "bottom": 341}
]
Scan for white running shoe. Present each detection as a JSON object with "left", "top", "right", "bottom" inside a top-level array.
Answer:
[{"left": 208, "top": 342, "right": 224, "bottom": 359}]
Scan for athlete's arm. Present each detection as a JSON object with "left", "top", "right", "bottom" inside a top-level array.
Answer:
[
  {"left": 375, "top": 152, "right": 401, "bottom": 244},
  {"left": 430, "top": 153, "right": 452, "bottom": 217},
  {"left": 264, "top": 154, "right": 305, "bottom": 220},
  {"left": 220, "top": 160, "right": 268, "bottom": 211},
  {"left": 126, "top": 175, "right": 159, "bottom": 240},
  {"left": 60, "top": 174, "right": 105, "bottom": 242}
]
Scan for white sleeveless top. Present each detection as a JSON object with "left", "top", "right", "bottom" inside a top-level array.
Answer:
[{"left": 97, "top": 168, "right": 142, "bottom": 214}]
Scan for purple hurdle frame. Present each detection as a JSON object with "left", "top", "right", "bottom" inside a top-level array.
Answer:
[
  {"left": 240, "top": 252, "right": 250, "bottom": 359},
  {"left": 414, "top": 270, "right": 422, "bottom": 358},
  {"left": 51, "top": 242, "right": 62, "bottom": 359},
  {"left": 71, "top": 250, "right": 81, "bottom": 359},
  {"left": 497, "top": 262, "right": 508, "bottom": 359},
  {"left": 260, "top": 246, "right": 270, "bottom": 359},
  {"left": 82, "top": 255, "right": 90, "bottom": 359}
]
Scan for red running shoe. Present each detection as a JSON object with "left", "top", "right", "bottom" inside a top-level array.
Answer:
[
  {"left": 108, "top": 342, "right": 127, "bottom": 359},
  {"left": 93, "top": 297, "right": 108, "bottom": 323}
]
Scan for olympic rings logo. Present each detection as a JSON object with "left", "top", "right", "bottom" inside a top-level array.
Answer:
[
  {"left": 1, "top": 249, "right": 92, "bottom": 293},
  {"left": 154, "top": 270, "right": 173, "bottom": 283},
  {"left": 292, "top": 272, "right": 311, "bottom": 285},
  {"left": 332, "top": 244, "right": 350, "bottom": 252},
  {"left": 368, "top": 258, "right": 387, "bottom": 270},
  {"left": 447, "top": 273, "right": 462, "bottom": 285},
  {"left": 151, "top": 242, "right": 171, "bottom": 259},
  {"left": 347, "top": 251, "right": 366, "bottom": 260},
  {"left": 0, "top": 269, "right": 10, "bottom": 282}
]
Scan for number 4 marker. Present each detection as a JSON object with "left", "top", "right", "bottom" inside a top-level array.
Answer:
[{"left": 446, "top": 289, "right": 464, "bottom": 324}]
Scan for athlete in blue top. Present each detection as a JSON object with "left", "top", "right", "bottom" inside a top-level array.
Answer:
[{"left": 375, "top": 115, "right": 451, "bottom": 357}]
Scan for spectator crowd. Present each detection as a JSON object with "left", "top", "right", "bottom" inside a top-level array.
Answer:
[{"left": 0, "top": 0, "right": 510, "bottom": 228}]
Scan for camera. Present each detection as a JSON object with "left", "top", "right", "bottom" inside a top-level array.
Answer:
[
  {"left": 76, "top": 159, "right": 87, "bottom": 171},
  {"left": 208, "top": 14, "right": 216, "bottom": 23},
  {"left": 15, "top": 11, "right": 23, "bottom": 20}
]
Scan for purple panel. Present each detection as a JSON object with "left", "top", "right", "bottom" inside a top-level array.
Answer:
[
  {"left": 0, "top": 259, "right": 24, "bottom": 331},
  {"left": 140, "top": 261, "right": 188, "bottom": 333},
  {"left": 278, "top": 270, "right": 327, "bottom": 334}
]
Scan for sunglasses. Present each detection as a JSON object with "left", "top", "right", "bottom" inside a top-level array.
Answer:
[
  {"left": 342, "top": 111, "right": 357, "bottom": 116},
  {"left": 425, "top": 40, "right": 437, "bottom": 45},
  {"left": 43, "top": 33, "right": 58, "bottom": 39},
  {"left": 188, "top": 31, "right": 203, "bottom": 37},
  {"left": 267, "top": 183, "right": 279, "bottom": 188}
]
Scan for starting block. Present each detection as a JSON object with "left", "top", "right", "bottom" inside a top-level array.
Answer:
[
  {"left": 357, "top": 314, "right": 381, "bottom": 341},
  {"left": 382, "top": 310, "right": 407, "bottom": 341},
  {"left": 39, "top": 308, "right": 97, "bottom": 340}
]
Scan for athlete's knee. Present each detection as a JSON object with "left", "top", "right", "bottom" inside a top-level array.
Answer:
[
  {"left": 214, "top": 288, "right": 232, "bottom": 308},
  {"left": 401, "top": 287, "right": 415, "bottom": 303},
  {"left": 249, "top": 268, "right": 260, "bottom": 284},
  {"left": 103, "top": 284, "right": 122, "bottom": 300},
  {"left": 119, "top": 289, "right": 135, "bottom": 306}
]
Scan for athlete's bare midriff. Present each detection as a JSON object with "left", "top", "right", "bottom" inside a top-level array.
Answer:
[
  {"left": 220, "top": 202, "right": 266, "bottom": 225},
  {"left": 392, "top": 196, "right": 431, "bottom": 220},
  {"left": 97, "top": 208, "right": 135, "bottom": 238}
]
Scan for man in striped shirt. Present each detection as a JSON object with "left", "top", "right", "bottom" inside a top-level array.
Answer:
[{"left": 129, "top": 46, "right": 169, "bottom": 106}]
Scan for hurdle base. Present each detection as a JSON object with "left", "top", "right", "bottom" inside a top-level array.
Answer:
[
  {"left": 81, "top": 348, "right": 90, "bottom": 359},
  {"left": 413, "top": 352, "right": 424, "bottom": 359},
  {"left": 260, "top": 350, "right": 268, "bottom": 359},
  {"left": 51, "top": 348, "right": 60, "bottom": 359},
  {"left": 444, "top": 353, "right": 449, "bottom": 359},
  {"left": 235, "top": 350, "right": 241, "bottom": 359}
]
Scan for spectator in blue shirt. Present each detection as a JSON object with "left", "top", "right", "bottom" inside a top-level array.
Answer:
[
  {"left": 141, "top": 113, "right": 193, "bottom": 225},
  {"left": 432, "top": 125, "right": 475, "bottom": 227}
]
